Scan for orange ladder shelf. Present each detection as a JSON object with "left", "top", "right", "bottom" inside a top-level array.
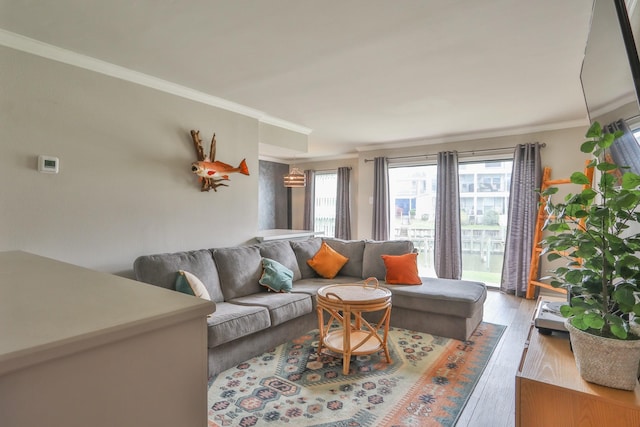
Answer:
[{"left": 525, "top": 163, "right": 594, "bottom": 299}]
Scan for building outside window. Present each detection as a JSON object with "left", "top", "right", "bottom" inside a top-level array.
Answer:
[
  {"left": 313, "top": 172, "right": 337, "bottom": 238},
  {"left": 389, "top": 160, "right": 512, "bottom": 286}
]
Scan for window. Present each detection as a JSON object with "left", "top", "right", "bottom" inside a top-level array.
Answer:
[
  {"left": 389, "top": 165, "right": 438, "bottom": 274},
  {"left": 388, "top": 159, "right": 513, "bottom": 287},
  {"left": 314, "top": 172, "right": 337, "bottom": 237}
]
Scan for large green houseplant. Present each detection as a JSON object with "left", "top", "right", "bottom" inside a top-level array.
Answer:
[{"left": 541, "top": 122, "right": 640, "bottom": 390}]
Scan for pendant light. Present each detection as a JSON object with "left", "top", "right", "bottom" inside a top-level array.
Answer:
[{"left": 284, "top": 167, "right": 306, "bottom": 187}]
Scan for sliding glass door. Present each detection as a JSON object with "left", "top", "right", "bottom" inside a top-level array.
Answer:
[
  {"left": 389, "top": 160, "right": 512, "bottom": 286},
  {"left": 389, "top": 165, "right": 438, "bottom": 277}
]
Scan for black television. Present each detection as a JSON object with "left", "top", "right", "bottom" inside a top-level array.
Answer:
[{"left": 581, "top": 0, "right": 640, "bottom": 127}]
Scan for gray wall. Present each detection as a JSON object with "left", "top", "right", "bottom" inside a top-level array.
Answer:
[
  {"left": 258, "top": 160, "right": 290, "bottom": 230},
  {"left": 1, "top": 46, "right": 265, "bottom": 275}
]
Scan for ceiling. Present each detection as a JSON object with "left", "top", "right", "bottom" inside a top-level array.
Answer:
[{"left": 0, "top": 0, "right": 595, "bottom": 160}]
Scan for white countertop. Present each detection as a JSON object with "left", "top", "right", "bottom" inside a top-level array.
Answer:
[{"left": 255, "top": 229, "right": 322, "bottom": 242}]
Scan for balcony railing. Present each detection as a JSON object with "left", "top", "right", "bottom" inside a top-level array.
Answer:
[
  {"left": 393, "top": 225, "right": 505, "bottom": 286},
  {"left": 314, "top": 216, "right": 335, "bottom": 238}
]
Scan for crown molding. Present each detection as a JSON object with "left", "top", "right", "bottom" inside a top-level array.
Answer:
[
  {"left": 0, "top": 28, "right": 312, "bottom": 135},
  {"left": 355, "top": 118, "right": 589, "bottom": 153}
]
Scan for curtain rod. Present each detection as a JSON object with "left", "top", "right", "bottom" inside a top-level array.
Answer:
[
  {"left": 363, "top": 143, "right": 546, "bottom": 163},
  {"left": 312, "top": 167, "right": 351, "bottom": 172}
]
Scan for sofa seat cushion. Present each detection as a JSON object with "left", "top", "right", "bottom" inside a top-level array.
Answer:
[
  {"left": 385, "top": 278, "right": 486, "bottom": 318},
  {"left": 228, "top": 293, "right": 313, "bottom": 326},
  {"left": 206, "top": 302, "right": 271, "bottom": 347}
]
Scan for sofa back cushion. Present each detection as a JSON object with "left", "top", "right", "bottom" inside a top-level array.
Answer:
[
  {"left": 133, "top": 249, "right": 225, "bottom": 303},
  {"left": 307, "top": 241, "right": 349, "bottom": 279},
  {"left": 323, "top": 238, "right": 365, "bottom": 278},
  {"left": 290, "top": 238, "right": 323, "bottom": 279},
  {"left": 362, "top": 240, "right": 415, "bottom": 280},
  {"left": 259, "top": 241, "right": 302, "bottom": 281},
  {"left": 213, "top": 245, "right": 263, "bottom": 300}
]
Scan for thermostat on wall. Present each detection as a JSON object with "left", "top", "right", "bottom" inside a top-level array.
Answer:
[{"left": 38, "top": 155, "right": 59, "bottom": 174}]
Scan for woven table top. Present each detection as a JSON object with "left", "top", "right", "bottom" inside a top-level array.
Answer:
[{"left": 317, "top": 281, "right": 391, "bottom": 305}]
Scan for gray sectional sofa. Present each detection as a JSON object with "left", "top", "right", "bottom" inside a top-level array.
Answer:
[{"left": 133, "top": 237, "right": 487, "bottom": 376}]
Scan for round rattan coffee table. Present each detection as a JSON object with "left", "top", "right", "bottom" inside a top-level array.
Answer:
[{"left": 316, "top": 278, "right": 392, "bottom": 375}]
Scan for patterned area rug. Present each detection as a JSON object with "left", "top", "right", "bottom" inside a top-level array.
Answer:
[{"left": 208, "top": 322, "right": 505, "bottom": 427}]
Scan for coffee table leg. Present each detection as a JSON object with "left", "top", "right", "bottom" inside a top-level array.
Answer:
[
  {"left": 343, "top": 309, "right": 351, "bottom": 375},
  {"left": 316, "top": 305, "right": 324, "bottom": 355},
  {"left": 382, "top": 307, "right": 392, "bottom": 364}
]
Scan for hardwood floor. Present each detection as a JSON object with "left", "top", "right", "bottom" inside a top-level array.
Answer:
[{"left": 455, "top": 289, "right": 538, "bottom": 427}]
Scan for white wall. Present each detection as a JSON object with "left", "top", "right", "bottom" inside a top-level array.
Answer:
[{"left": 0, "top": 46, "right": 263, "bottom": 275}]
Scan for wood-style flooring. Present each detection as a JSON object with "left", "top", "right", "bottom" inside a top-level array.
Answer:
[{"left": 455, "top": 289, "right": 538, "bottom": 427}]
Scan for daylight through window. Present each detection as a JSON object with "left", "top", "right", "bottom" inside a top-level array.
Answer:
[
  {"left": 389, "top": 159, "right": 513, "bottom": 286},
  {"left": 313, "top": 172, "right": 337, "bottom": 238}
]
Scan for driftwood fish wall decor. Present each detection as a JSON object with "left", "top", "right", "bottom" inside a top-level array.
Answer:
[{"left": 190, "top": 130, "right": 249, "bottom": 192}]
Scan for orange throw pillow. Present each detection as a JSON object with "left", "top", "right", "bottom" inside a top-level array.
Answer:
[
  {"left": 381, "top": 253, "right": 422, "bottom": 285},
  {"left": 307, "top": 242, "right": 349, "bottom": 279}
]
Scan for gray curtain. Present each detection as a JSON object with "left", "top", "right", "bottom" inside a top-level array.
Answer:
[
  {"left": 303, "top": 170, "right": 315, "bottom": 231},
  {"left": 335, "top": 167, "right": 352, "bottom": 239},
  {"left": 500, "top": 143, "right": 542, "bottom": 296},
  {"left": 606, "top": 119, "right": 640, "bottom": 175},
  {"left": 372, "top": 157, "right": 390, "bottom": 240},
  {"left": 435, "top": 151, "right": 462, "bottom": 279}
]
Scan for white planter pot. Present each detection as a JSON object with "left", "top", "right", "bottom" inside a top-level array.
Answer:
[{"left": 565, "top": 319, "right": 640, "bottom": 391}]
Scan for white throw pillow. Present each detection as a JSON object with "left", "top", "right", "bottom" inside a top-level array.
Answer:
[{"left": 177, "top": 270, "right": 211, "bottom": 300}]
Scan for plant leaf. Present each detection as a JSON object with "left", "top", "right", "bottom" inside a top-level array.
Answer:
[
  {"left": 571, "top": 315, "right": 588, "bottom": 330},
  {"left": 546, "top": 252, "right": 563, "bottom": 262},
  {"left": 570, "top": 172, "right": 590, "bottom": 185},
  {"left": 586, "top": 122, "right": 602, "bottom": 138},
  {"left": 600, "top": 132, "right": 615, "bottom": 149},
  {"left": 580, "top": 140, "right": 596, "bottom": 153},
  {"left": 560, "top": 304, "right": 574, "bottom": 317},
  {"left": 584, "top": 312, "right": 605, "bottom": 330},
  {"left": 597, "top": 162, "right": 619, "bottom": 172},
  {"left": 622, "top": 173, "right": 640, "bottom": 190},
  {"left": 611, "top": 323, "right": 628, "bottom": 339}
]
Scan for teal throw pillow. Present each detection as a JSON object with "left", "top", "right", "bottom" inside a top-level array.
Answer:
[{"left": 259, "top": 258, "right": 293, "bottom": 293}]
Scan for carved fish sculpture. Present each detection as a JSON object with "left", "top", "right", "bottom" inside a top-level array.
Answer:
[{"left": 191, "top": 159, "right": 250, "bottom": 180}]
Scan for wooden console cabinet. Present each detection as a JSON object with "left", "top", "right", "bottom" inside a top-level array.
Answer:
[
  {"left": 516, "top": 298, "right": 640, "bottom": 426},
  {"left": 0, "top": 251, "right": 215, "bottom": 427}
]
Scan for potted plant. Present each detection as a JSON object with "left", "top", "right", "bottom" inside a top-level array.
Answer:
[{"left": 541, "top": 121, "right": 640, "bottom": 390}]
